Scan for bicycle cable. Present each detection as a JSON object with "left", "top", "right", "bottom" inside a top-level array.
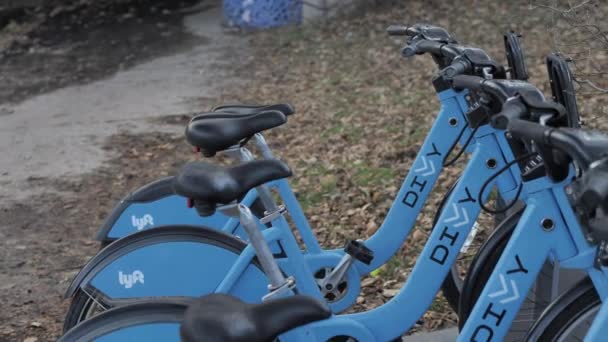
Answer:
[
  {"left": 477, "top": 152, "right": 539, "bottom": 214},
  {"left": 443, "top": 124, "right": 480, "bottom": 167}
]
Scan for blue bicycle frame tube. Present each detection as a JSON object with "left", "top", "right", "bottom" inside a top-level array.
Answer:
[
  {"left": 217, "top": 217, "right": 324, "bottom": 301},
  {"left": 271, "top": 179, "right": 322, "bottom": 254},
  {"left": 350, "top": 132, "right": 517, "bottom": 341},
  {"left": 358, "top": 89, "right": 471, "bottom": 274},
  {"left": 459, "top": 172, "right": 608, "bottom": 341},
  {"left": 459, "top": 184, "right": 575, "bottom": 340},
  {"left": 266, "top": 213, "right": 325, "bottom": 299}
]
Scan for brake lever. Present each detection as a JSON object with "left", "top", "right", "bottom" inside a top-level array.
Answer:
[{"left": 401, "top": 38, "right": 421, "bottom": 57}]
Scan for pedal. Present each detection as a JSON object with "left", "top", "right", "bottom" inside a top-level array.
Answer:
[{"left": 344, "top": 240, "right": 374, "bottom": 265}]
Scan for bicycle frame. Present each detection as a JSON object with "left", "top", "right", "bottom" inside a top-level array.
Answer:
[
  {"left": 208, "top": 116, "right": 530, "bottom": 341},
  {"left": 68, "top": 88, "right": 477, "bottom": 312}
]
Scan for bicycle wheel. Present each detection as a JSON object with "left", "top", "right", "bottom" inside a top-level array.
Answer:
[
  {"left": 60, "top": 299, "right": 188, "bottom": 342},
  {"left": 546, "top": 53, "right": 581, "bottom": 129},
  {"left": 504, "top": 31, "right": 529, "bottom": 81},
  {"left": 64, "top": 226, "right": 267, "bottom": 332},
  {"left": 437, "top": 180, "right": 508, "bottom": 312},
  {"left": 525, "top": 278, "right": 599, "bottom": 341}
]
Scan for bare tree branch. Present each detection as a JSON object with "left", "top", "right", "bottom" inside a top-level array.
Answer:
[{"left": 529, "top": 0, "right": 608, "bottom": 93}]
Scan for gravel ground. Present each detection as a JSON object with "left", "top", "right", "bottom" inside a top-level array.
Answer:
[{"left": 0, "top": 0, "right": 607, "bottom": 340}]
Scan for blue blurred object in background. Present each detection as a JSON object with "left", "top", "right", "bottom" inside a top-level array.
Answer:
[{"left": 223, "top": 0, "right": 303, "bottom": 28}]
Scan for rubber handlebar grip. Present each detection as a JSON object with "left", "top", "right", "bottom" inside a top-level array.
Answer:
[
  {"left": 387, "top": 25, "right": 409, "bottom": 36},
  {"left": 415, "top": 40, "right": 444, "bottom": 55},
  {"left": 441, "top": 60, "right": 470, "bottom": 78},
  {"left": 452, "top": 75, "right": 485, "bottom": 91},
  {"left": 507, "top": 119, "right": 549, "bottom": 144}
]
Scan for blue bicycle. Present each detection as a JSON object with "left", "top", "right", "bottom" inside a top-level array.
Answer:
[
  {"left": 63, "top": 23, "right": 520, "bottom": 330},
  {"left": 457, "top": 52, "right": 583, "bottom": 341}
]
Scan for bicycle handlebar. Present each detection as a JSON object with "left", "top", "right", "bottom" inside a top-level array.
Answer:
[
  {"left": 507, "top": 119, "right": 548, "bottom": 146},
  {"left": 452, "top": 74, "right": 485, "bottom": 91},
  {"left": 388, "top": 24, "right": 460, "bottom": 64},
  {"left": 400, "top": 39, "right": 463, "bottom": 60},
  {"left": 389, "top": 23, "right": 504, "bottom": 79},
  {"left": 452, "top": 75, "right": 582, "bottom": 165},
  {"left": 492, "top": 98, "right": 528, "bottom": 129},
  {"left": 507, "top": 122, "right": 599, "bottom": 169}
]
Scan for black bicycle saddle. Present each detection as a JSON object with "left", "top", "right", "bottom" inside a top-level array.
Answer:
[
  {"left": 186, "top": 110, "right": 286, "bottom": 156},
  {"left": 172, "top": 160, "right": 292, "bottom": 215},
  {"left": 180, "top": 294, "right": 331, "bottom": 342},
  {"left": 213, "top": 103, "right": 295, "bottom": 115},
  {"left": 190, "top": 103, "right": 295, "bottom": 122}
]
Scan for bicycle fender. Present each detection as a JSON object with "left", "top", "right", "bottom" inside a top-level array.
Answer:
[
  {"left": 65, "top": 226, "right": 267, "bottom": 303},
  {"left": 95, "top": 177, "right": 233, "bottom": 244}
]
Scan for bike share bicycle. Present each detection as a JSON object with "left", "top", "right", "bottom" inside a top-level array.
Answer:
[
  {"left": 457, "top": 52, "right": 583, "bottom": 341},
  {"left": 174, "top": 66, "right": 608, "bottom": 342},
  {"left": 454, "top": 75, "right": 608, "bottom": 341},
  {"left": 62, "top": 23, "right": 522, "bottom": 330},
  {"left": 58, "top": 26, "right": 582, "bottom": 341}
]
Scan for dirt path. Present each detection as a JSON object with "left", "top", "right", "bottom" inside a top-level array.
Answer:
[
  {"left": 0, "top": 2, "right": 253, "bottom": 340},
  {"left": 0, "top": 2, "right": 250, "bottom": 207}
]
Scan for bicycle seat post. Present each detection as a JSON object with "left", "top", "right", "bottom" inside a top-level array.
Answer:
[
  {"left": 235, "top": 203, "right": 295, "bottom": 300},
  {"left": 253, "top": 133, "right": 275, "bottom": 160},
  {"left": 221, "top": 144, "right": 244, "bottom": 162},
  {"left": 233, "top": 147, "right": 296, "bottom": 299},
  {"left": 238, "top": 147, "right": 284, "bottom": 214}
]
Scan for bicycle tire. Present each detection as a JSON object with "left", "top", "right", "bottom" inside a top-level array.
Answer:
[
  {"left": 60, "top": 298, "right": 189, "bottom": 342},
  {"left": 524, "top": 277, "right": 598, "bottom": 341},
  {"left": 504, "top": 31, "right": 529, "bottom": 81}
]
